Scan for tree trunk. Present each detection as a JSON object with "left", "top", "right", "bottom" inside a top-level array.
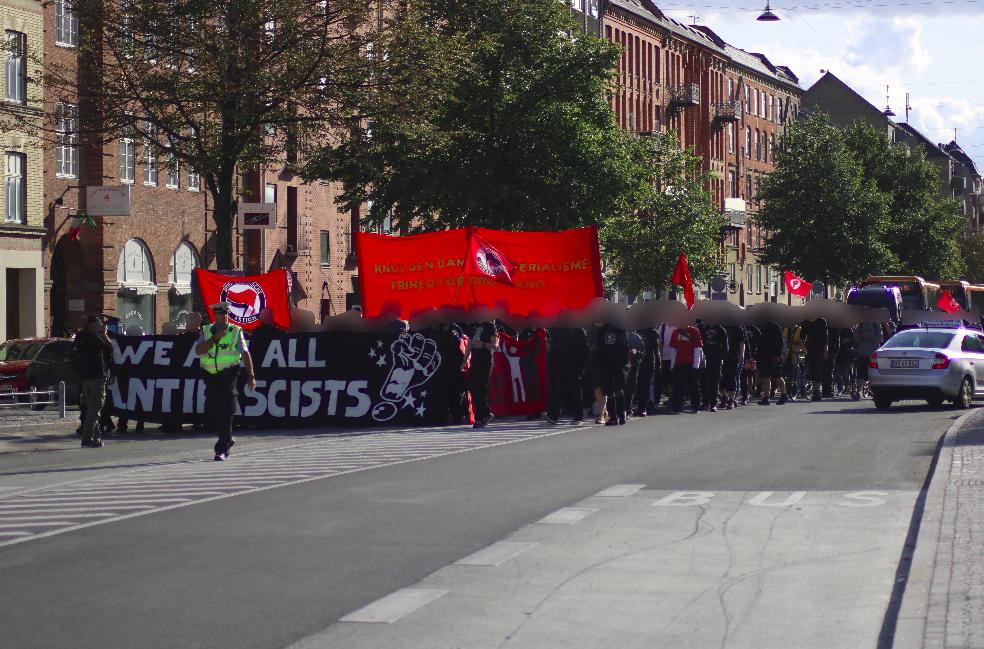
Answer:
[{"left": 211, "top": 169, "right": 237, "bottom": 271}]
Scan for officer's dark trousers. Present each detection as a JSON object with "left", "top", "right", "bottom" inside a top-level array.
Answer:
[
  {"left": 469, "top": 351, "right": 493, "bottom": 423},
  {"left": 635, "top": 356, "right": 656, "bottom": 412},
  {"left": 204, "top": 367, "right": 239, "bottom": 455},
  {"left": 671, "top": 364, "right": 700, "bottom": 412}
]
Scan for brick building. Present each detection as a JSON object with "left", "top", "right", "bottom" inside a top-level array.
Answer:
[
  {"left": 593, "top": 0, "right": 802, "bottom": 305},
  {"left": 804, "top": 71, "right": 983, "bottom": 234},
  {"left": 41, "top": 0, "right": 358, "bottom": 337},
  {"left": 0, "top": 0, "right": 44, "bottom": 343}
]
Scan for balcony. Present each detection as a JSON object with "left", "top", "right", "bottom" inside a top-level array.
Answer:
[
  {"left": 669, "top": 83, "right": 701, "bottom": 108},
  {"left": 714, "top": 100, "right": 742, "bottom": 122}
]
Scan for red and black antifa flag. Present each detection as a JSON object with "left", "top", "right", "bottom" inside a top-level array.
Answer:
[{"left": 195, "top": 268, "right": 292, "bottom": 330}]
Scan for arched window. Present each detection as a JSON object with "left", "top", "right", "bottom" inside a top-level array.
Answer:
[
  {"left": 168, "top": 241, "right": 201, "bottom": 329},
  {"left": 117, "top": 238, "right": 156, "bottom": 333}
]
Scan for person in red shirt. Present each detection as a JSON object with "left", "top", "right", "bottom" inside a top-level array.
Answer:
[{"left": 670, "top": 323, "right": 703, "bottom": 413}]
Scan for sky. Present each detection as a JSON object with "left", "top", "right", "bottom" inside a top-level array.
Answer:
[{"left": 659, "top": 0, "right": 984, "bottom": 169}]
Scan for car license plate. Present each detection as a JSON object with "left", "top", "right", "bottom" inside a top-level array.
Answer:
[{"left": 890, "top": 359, "right": 920, "bottom": 369}]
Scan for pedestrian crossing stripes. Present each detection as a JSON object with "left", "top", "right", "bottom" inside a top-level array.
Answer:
[{"left": 0, "top": 421, "right": 586, "bottom": 548}]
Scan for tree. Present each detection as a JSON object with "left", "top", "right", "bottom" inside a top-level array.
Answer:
[
  {"left": 303, "top": 0, "right": 643, "bottom": 233},
  {"left": 24, "top": 0, "right": 385, "bottom": 270},
  {"left": 843, "top": 123, "right": 965, "bottom": 279},
  {"left": 960, "top": 231, "right": 984, "bottom": 283},
  {"left": 755, "top": 112, "right": 895, "bottom": 287},
  {"left": 599, "top": 131, "right": 724, "bottom": 297}
]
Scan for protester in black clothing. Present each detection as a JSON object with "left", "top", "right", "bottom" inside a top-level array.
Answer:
[
  {"left": 546, "top": 325, "right": 590, "bottom": 424},
  {"left": 823, "top": 325, "right": 841, "bottom": 397},
  {"left": 803, "top": 317, "right": 828, "bottom": 401},
  {"left": 742, "top": 325, "right": 761, "bottom": 404},
  {"left": 836, "top": 328, "right": 856, "bottom": 395},
  {"left": 592, "top": 323, "right": 630, "bottom": 426},
  {"left": 756, "top": 320, "right": 787, "bottom": 405},
  {"left": 73, "top": 316, "right": 114, "bottom": 448},
  {"left": 463, "top": 321, "right": 498, "bottom": 428},
  {"left": 633, "top": 327, "right": 660, "bottom": 416},
  {"left": 722, "top": 325, "right": 745, "bottom": 410},
  {"left": 701, "top": 322, "right": 729, "bottom": 411},
  {"left": 625, "top": 330, "right": 644, "bottom": 413}
]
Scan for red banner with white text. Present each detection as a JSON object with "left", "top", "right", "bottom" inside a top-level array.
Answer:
[{"left": 356, "top": 226, "right": 603, "bottom": 318}]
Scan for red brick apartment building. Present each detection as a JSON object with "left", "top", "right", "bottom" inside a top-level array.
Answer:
[
  {"left": 41, "top": 0, "right": 359, "bottom": 336},
  {"left": 599, "top": 0, "right": 803, "bottom": 304}
]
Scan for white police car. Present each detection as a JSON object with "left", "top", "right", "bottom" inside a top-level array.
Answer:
[{"left": 869, "top": 321, "right": 984, "bottom": 409}]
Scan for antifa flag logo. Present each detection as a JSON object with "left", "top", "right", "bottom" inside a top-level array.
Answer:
[
  {"left": 789, "top": 278, "right": 802, "bottom": 291},
  {"left": 220, "top": 281, "right": 267, "bottom": 326},
  {"left": 475, "top": 246, "right": 507, "bottom": 279}
]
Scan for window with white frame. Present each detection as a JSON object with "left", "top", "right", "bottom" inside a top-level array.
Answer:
[
  {"left": 55, "top": 103, "right": 78, "bottom": 178},
  {"left": 5, "top": 152, "right": 25, "bottom": 223},
  {"left": 166, "top": 154, "right": 179, "bottom": 188},
  {"left": 55, "top": 0, "right": 78, "bottom": 47},
  {"left": 143, "top": 122, "right": 157, "bottom": 185},
  {"left": 120, "top": 136, "right": 135, "bottom": 183},
  {"left": 727, "top": 123, "right": 734, "bottom": 154},
  {"left": 5, "top": 31, "right": 26, "bottom": 103},
  {"left": 187, "top": 166, "right": 200, "bottom": 191}
]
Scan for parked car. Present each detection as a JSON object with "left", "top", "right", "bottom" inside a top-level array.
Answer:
[
  {"left": 0, "top": 338, "right": 51, "bottom": 401},
  {"left": 20, "top": 338, "right": 81, "bottom": 409},
  {"left": 868, "top": 322, "right": 984, "bottom": 410}
]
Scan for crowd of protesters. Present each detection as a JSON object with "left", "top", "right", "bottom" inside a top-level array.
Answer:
[{"left": 68, "top": 303, "right": 898, "bottom": 453}]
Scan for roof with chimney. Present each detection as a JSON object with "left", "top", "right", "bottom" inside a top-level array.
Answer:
[
  {"left": 605, "top": 0, "right": 801, "bottom": 91},
  {"left": 942, "top": 141, "right": 980, "bottom": 178}
]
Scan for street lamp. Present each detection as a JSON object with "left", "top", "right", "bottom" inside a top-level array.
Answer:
[{"left": 757, "top": 2, "right": 780, "bottom": 21}]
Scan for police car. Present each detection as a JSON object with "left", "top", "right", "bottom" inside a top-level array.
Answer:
[{"left": 869, "top": 321, "right": 984, "bottom": 410}]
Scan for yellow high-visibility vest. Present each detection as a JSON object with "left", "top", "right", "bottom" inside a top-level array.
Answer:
[{"left": 200, "top": 323, "right": 243, "bottom": 374}]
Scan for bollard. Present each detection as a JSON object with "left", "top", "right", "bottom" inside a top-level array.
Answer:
[{"left": 58, "top": 381, "right": 66, "bottom": 419}]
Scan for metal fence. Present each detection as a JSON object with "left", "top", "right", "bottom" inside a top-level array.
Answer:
[{"left": 0, "top": 382, "right": 67, "bottom": 419}]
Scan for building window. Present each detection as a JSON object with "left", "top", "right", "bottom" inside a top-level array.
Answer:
[
  {"left": 264, "top": 182, "right": 276, "bottom": 204},
  {"left": 168, "top": 241, "right": 200, "bottom": 327},
  {"left": 166, "top": 154, "right": 179, "bottom": 189},
  {"left": 769, "top": 95, "right": 775, "bottom": 122},
  {"left": 728, "top": 170, "right": 736, "bottom": 198},
  {"left": 120, "top": 137, "right": 135, "bottom": 183},
  {"left": 5, "top": 152, "right": 25, "bottom": 223},
  {"left": 744, "top": 86, "right": 750, "bottom": 114},
  {"left": 55, "top": 103, "right": 78, "bottom": 178},
  {"left": 187, "top": 167, "right": 200, "bottom": 191},
  {"left": 117, "top": 238, "right": 157, "bottom": 333},
  {"left": 55, "top": 0, "right": 78, "bottom": 47},
  {"left": 778, "top": 98, "right": 784, "bottom": 124},
  {"left": 746, "top": 265, "right": 753, "bottom": 291},
  {"left": 727, "top": 123, "right": 734, "bottom": 154},
  {"left": 143, "top": 122, "right": 157, "bottom": 185},
  {"left": 745, "top": 128, "right": 751, "bottom": 159},
  {"left": 746, "top": 173, "right": 753, "bottom": 200},
  {"left": 5, "top": 31, "right": 26, "bottom": 103},
  {"left": 756, "top": 265, "right": 763, "bottom": 293},
  {"left": 320, "top": 230, "right": 330, "bottom": 267},
  {"left": 755, "top": 130, "right": 761, "bottom": 161}
]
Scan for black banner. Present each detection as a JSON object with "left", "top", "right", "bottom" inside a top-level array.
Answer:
[{"left": 107, "top": 330, "right": 458, "bottom": 427}]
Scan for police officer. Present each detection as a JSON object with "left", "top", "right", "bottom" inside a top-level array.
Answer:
[{"left": 195, "top": 302, "right": 256, "bottom": 461}]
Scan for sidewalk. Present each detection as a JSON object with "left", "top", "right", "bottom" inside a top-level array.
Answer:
[
  {"left": 895, "top": 408, "right": 984, "bottom": 649},
  {"left": 0, "top": 406, "right": 81, "bottom": 454}
]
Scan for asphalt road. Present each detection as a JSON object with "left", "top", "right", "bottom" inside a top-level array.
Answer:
[{"left": 0, "top": 399, "right": 959, "bottom": 649}]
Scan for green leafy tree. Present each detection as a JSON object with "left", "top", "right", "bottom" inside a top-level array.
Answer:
[
  {"left": 600, "top": 131, "right": 723, "bottom": 297},
  {"left": 26, "top": 0, "right": 384, "bottom": 270},
  {"left": 756, "top": 112, "right": 895, "bottom": 287},
  {"left": 960, "top": 232, "right": 984, "bottom": 283},
  {"left": 303, "top": 0, "right": 643, "bottom": 233},
  {"left": 844, "top": 123, "right": 965, "bottom": 279}
]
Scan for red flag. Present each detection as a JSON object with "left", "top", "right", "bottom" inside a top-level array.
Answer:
[
  {"left": 195, "top": 268, "right": 292, "bottom": 330},
  {"left": 937, "top": 290, "right": 962, "bottom": 314},
  {"left": 671, "top": 253, "right": 695, "bottom": 309},
  {"left": 465, "top": 230, "right": 519, "bottom": 286},
  {"left": 784, "top": 271, "right": 813, "bottom": 299}
]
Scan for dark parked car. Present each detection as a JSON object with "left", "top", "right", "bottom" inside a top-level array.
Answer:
[
  {"left": 22, "top": 338, "right": 81, "bottom": 409},
  {"left": 0, "top": 338, "right": 48, "bottom": 400}
]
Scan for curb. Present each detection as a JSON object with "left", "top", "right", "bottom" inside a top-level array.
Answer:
[{"left": 889, "top": 407, "right": 983, "bottom": 649}]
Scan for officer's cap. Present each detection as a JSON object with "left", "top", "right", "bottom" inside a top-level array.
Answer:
[{"left": 211, "top": 302, "right": 231, "bottom": 313}]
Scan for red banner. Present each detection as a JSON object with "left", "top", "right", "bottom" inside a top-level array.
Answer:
[
  {"left": 356, "top": 226, "right": 603, "bottom": 318},
  {"left": 488, "top": 330, "right": 548, "bottom": 417},
  {"left": 195, "top": 268, "right": 292, "bottom": 330}
]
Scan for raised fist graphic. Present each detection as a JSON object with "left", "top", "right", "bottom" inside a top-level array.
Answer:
[{"left": 371, "top": 333, "right": 443, "bottom": 422}]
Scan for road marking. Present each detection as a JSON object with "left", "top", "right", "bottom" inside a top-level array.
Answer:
[
  {"left": 536, "top": 508, "right": 597, "bottom": 525},
  {"left": 0, "top": 531, "right": 30, "bottom": 537},
  {"left": 0, "top": 521, "right": 80, "bottom": 528},
  {"left": 0, "top": 422, "right": 587, "bottom": 548},
  {"left": 455, "top": 542, "right": 538, "bottom": 567},
  {"left": 0, "top": 513, "right": 118, "bottom": 521},
  {"left": 339, "top": 588, "right": 449, "bottom": 624},
  {"left": 594, "top": 484, "right": 646, "bottom": 498}
]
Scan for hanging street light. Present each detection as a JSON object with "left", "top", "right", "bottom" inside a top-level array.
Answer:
[{"left": 757, "top": 2, "right": 780, "bottom": 21}]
